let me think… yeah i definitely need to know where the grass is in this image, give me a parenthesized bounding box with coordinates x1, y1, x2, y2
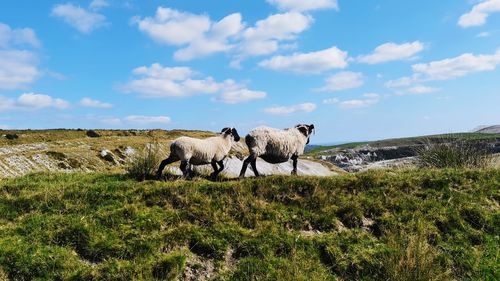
(0, 169, 498, 280)
(416, 136, 493, 168)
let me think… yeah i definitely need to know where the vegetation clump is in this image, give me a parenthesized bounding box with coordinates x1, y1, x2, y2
(0, 169, 498, 280)
(417, 135, 493, 168)
(126, 142, 163, 181)
(4, 133, 19, 140)
(86, 130, 100, 138)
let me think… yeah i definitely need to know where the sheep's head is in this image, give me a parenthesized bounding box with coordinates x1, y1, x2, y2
(221, 127, 241, 142)
(294, 124, 315, 144)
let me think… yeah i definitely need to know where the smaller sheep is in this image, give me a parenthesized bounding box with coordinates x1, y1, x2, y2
(157, 128, 240, 180)
(239, 124, 314, 178)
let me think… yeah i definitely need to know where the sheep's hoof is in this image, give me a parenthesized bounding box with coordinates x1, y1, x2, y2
(291, 170, 297, 176)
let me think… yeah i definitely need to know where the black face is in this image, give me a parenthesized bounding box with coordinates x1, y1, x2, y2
(221, 127, 240, 142)
(295, 124, 315, 144)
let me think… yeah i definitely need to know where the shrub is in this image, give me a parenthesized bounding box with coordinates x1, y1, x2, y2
(5, 133, 19, 140)
(126, 141, 162, 181)
(416, 136, 492, 168)
(86, 130, 100, 138)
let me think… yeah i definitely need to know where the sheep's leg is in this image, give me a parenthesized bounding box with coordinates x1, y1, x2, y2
(180, 161, 189, 179)
(250, 158, 260, 177)
(210, 160, 219, 180)
(239, 155, 255, 178)
(291, 155, 298, 176)
(156, 154, 179, 180)
(217, 160, 224, 173)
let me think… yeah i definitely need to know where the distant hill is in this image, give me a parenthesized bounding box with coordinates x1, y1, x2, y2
(473, 125, 500, 134)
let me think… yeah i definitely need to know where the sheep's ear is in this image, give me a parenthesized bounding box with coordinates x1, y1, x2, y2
(221, 127, 231, 134)
(231, 128, 241, 142)
(308, 124, 315, 135)
(297, 126, 308, 137)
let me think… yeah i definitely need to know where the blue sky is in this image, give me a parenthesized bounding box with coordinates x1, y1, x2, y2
(1, 0, 499, 143)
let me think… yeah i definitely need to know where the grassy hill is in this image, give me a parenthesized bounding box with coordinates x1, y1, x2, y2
(0, 169, 498, 280)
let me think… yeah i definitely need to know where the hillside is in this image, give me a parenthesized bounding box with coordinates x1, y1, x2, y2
(307, 133, 500, 172)
(0, 169, 498, 280)
(474, 125, 500, 134)
(0, 129, 339, 178)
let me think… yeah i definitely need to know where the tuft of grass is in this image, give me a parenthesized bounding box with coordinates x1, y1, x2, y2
(416, 136, 493, 168)
(126, 141, 163, 181)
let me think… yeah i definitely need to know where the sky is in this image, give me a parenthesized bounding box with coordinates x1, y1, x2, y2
(0, 0, 499, 144)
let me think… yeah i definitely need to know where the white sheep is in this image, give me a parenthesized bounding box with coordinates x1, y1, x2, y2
(239, 124, 315, 178)
(156, 128, 240, 180)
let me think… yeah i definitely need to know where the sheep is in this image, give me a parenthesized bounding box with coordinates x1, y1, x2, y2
(239, 124, 315, 178)
(156, 127, 240, 180)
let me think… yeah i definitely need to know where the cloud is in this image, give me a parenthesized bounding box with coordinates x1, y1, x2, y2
(124, 115, 171, 125)
(258, 46, 348, 74)
(0, 23, 40, 48)
(411, 49, 500, 80)
(358, 41, 424, 64)
(134, 7, 312, 64)
(51, 3, 107, 33)
(234, 12, 312, 65)
(266, 0, 338, 12)
(0, 93, 70, 111)
(264, 102, 316, 115)
(217, 88, 267, 104)
(121, 63, 266, 103)
(89, 0, 109, 11)
(316, 71, 364, 92)
(0, 50, 40, 91)
(323, 93, 380, 109)
(0, 23, 41, 91)
(458, 0, 500, 28)
(406, 85, 441, 94)
(386, 49, 500, 88)
(79, 97, 113, 108)
(133, 7, 244, 61)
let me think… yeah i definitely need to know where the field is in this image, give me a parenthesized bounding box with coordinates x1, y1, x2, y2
(0, 169, 498, 280)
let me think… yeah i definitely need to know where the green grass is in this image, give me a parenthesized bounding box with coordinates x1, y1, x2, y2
(307, 133, 500, 156)
(0, 170, 499, 280)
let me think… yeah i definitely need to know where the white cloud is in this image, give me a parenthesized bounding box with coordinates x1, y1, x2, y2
(0, 23, 40, 48)
(17, 93, 69, 109)
(124, 115, 171, 125)
(235, 12, 312, 64)
(79, 97, 113, 108)
(358, 41, 424, 64)
(264, 102, 316, 115)
(89, 0, 109, 11)
(386, 49, 500, 88)
(267, 0, 338, 12)
(0, 93, 70, 111)
(217, 88, 267, 104)
(407, 85, 440, 94)
(0, 50, 39, 91)
(134, 7, 244, 61)
(0, 23, 41, 91)
(121, 63, 265, 103)
(51, 3, 107, 33)
(316, 71, 364, 92)
(134, 7, 313, 64)
(477, 31, 491, 37)
(458, 0, 500, 28)
(412, 49, 500, 80)
(258, 46, 348, 74)
(323, 93, 380, 109)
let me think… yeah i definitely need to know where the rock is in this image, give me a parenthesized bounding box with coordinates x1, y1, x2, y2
(100, 149, 116, 164)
